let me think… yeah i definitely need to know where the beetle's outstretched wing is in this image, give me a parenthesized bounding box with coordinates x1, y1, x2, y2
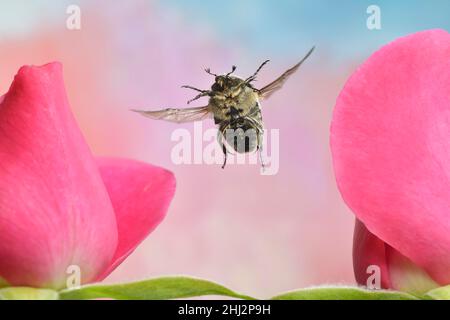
(131, 105, 212, 123)
(258, 46, 315, 100)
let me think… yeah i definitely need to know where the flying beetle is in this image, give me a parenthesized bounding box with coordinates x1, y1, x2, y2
(132, 47, 315, 169)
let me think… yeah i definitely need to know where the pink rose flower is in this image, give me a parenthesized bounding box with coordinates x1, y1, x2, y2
(0, 62, 175, 289)
(331, 29, 450, 294)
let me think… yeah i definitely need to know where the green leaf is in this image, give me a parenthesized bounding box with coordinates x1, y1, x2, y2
(425, 285, 450, 300)
(59, 276, 256, 300)
(0, 287, 59, 300)
(0, 277, 9, 289)
(271, 286, 419, 300)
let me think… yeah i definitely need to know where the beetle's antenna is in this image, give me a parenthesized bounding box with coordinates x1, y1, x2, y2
(246, 60, 270, 83)
(205, 68, 218, 77)
(226, 65, 237, 77)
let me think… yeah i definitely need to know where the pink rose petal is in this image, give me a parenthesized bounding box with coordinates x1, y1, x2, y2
(0, 63, 118, 289)
(96, 158, 176, 280)
(331, 29, 450, 284)
(353, 220, 391, 289)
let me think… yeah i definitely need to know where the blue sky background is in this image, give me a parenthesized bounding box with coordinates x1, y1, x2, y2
(1, 0, 450, 61)
(164, 0, 450, 59)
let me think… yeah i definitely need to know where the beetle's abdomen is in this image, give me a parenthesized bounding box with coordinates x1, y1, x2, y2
(221, 117, 262, 154)
(228, 124, 258, 154)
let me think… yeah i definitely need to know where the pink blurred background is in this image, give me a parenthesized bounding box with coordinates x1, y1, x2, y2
(2, 0, 447, 297)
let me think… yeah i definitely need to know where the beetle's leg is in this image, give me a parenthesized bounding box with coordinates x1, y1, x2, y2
(217, 127, 228, 169)
(181, 85, 212, 104)
(186, 91, 211, 104)
(221, 144, 228, 169)
(257, 130, 265, 170)
(181, 85, 207, 93)
(246, 60, 270, 83)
